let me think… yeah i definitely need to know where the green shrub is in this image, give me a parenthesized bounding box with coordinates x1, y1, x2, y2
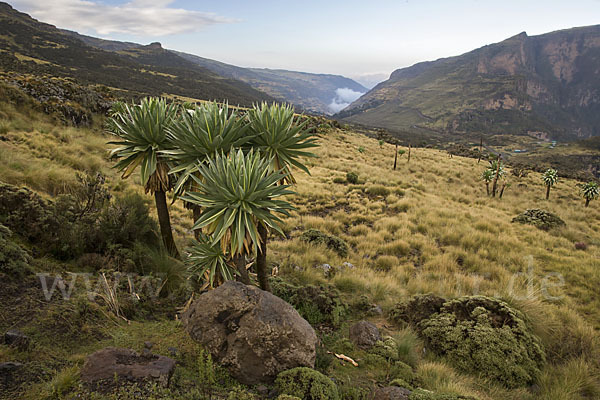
(371, 336, 400, 361)
(414, 296, 546, 388)
(408, 389, 478, 399)
(390, 378, 413, 390)
(275, 367, 339, 400)
(512, 209, 565, 231)
(300, 229, 349, 257)
(0, 224, 32, 279)
(346, 172, 359, 184)
(276, 396, 302, 400)
(271, 277, 347, 327)
(0, 180, 158, 260)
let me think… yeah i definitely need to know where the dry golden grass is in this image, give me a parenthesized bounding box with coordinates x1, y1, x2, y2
(1, 103, 599, 399)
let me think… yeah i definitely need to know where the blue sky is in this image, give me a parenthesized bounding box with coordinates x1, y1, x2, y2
(10, 0, 600, 87)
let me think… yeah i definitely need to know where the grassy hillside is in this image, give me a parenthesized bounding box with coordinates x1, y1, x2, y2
(1, 88, 599, 399)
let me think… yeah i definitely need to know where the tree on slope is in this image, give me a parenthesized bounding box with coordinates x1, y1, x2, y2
(246, 103, 318, 291)
(107, 97, 180, 259)
(542, 168, 558, 200)
(165, 101, 251, 238)
(579, 182, 599, 207)
(182, 150, 294, 286)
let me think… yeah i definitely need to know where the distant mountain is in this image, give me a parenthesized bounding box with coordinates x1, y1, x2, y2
(0, 2, 272, 106)
(59, 29, 367, 115)
(174, 51, 368, 115)
(338, 26, 600, 140)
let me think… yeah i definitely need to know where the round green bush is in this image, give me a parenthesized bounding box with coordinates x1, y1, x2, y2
(275, 367, 339, 400)
(346, 172, 359, 184)
(416, 296, 545, 388)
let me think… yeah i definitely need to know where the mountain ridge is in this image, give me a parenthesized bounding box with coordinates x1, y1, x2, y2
(61, 28, 367, 114)
(339, 25, 600, 141)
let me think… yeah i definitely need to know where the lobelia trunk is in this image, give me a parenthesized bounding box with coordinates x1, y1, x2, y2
(585, 198, 590, 207)
(486, 183, 490, 196)
(154, 190, 180, 259)
(546, 185, 551, 200)
(192, 205, 202, 240)
(233, 254, 250, 285)
(393, 144, 398, 170)
(256, 224, 271, 292)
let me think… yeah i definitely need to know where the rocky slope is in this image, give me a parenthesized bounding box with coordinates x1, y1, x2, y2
(0, 2, 272, 106)
(338, 25, 600, 140)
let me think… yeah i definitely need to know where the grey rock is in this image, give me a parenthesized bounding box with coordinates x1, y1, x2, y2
(80, 347, 176, 388)
(349, 320, 381, 349)
(372, 386, 412, 400)
(144, 341, 153, 350)
(368, 305, 383, 316)
(316, 263, 333, 277)
(183, 281, 318, 385)
(4, 330, 30, 350)
(342, 262, 355, 269)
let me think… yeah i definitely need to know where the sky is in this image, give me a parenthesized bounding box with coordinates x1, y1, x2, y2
(9, 0, 600, 88)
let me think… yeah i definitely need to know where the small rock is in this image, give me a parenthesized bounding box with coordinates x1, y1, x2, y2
(368, 305, 383, 316)
(342, 262, 355, 269)
(167, 347, 178, 357)
(574, 242, 587, 250)
(144, 341, 153, 350)
(4, 330, 30, 350)
(372, 386, 412, 400)
(349, 320, 381, 350)
(0, 362, 24, 385)
(316, 263, 333, 277)
(81, 347, 176, 389)
(256, 385, 269, 396)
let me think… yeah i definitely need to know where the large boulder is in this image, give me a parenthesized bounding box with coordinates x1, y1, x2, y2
(349, 320, 381, 349)
(80, 347, 176, 389)
(183, 281, 318, 384)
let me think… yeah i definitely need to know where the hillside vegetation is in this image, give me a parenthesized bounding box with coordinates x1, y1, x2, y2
(1, 81, 599, 399)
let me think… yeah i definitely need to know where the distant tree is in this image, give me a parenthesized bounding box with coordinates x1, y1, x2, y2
(579, 182, 599, 207)
(481, 169, 494, 196)
(358, 146, 365, 153)
(107, 97, 180, 258)
(378, 139, 384, 148)
(542, 168, 558, 200)
(247, 102, 317, 291)
(487, 158, 506, 197)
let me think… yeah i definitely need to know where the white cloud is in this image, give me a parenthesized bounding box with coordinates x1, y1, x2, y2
(11, 0, 237, 36)
(328, 87, 364, 114)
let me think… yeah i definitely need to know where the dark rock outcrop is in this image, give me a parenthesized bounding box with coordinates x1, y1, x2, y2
(80, 347, 176, 389)
(183, 281, 318, 385)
